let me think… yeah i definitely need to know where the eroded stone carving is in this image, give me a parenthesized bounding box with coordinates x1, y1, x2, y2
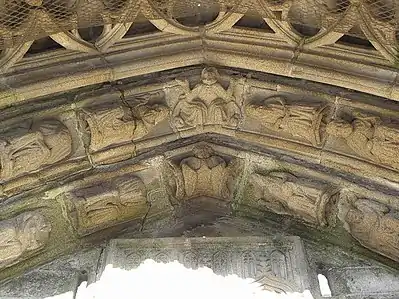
(249, 171, 337, 226)
(338, 193, 399, 262)
(164, 144, 239, 201)
(246, 96, 329, 146)
(326, 112, 399, 169)
(81, 103, 169, 152)
(65, 175, 149, 235)
(166, 67, 245, 130)
(0, 120, 72, 180)
(0, 212, 51, 269)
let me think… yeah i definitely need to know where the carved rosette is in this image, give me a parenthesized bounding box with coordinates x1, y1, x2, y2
(246, 171, 338, 226)
(326, 111, 399, 170)
(245, 96, 330, 146)
(338, 192, 399, 262)
(64, 174, 149, 236)
(165, 67, 246, 130)
(163, 144, 240, 202)
(0, 119, 72, 181)
(80, 103, 169, 152)
(0, 211, 51, 269)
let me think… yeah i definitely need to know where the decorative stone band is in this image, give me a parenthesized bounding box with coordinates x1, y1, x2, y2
(102, 236, 314, 294)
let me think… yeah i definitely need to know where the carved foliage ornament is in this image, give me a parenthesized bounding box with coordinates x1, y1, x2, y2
(81, 103, 169, 152)
(338, 192, 399, 262)
(326, 112, 399, 170)
(164, 144, 239, 201)
(0, 119, 72, 181)
(65, 174, 149, 236)
(165, 67, 246, 130)
(0, 211, 51, 269)
(246, 96, 329, 146)
(249, 171, 338, 226)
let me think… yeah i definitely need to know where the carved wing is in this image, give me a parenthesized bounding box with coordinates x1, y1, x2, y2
(252, 273, 297, 293)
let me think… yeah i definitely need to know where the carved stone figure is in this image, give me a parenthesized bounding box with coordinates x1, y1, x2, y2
(0, 212, 51, 269)
(249, 171, 336, 226)
(81, 103, 169, 152)
(246, 96, 329, 146)
(0, 120, 72, 180)
(166, 67, 245, 129)
(165, 144, 238, 201)
(326, 112, 399, 169)
(338, 193, 399, 262)
(66, 175, 149, 235)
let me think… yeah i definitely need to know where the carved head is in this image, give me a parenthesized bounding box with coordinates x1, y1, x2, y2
(201, 67, 219, 85)
(192, 144, 214, 159)
(18, 213, 51, 251)
(139, 104, 169, 126)
(326, 120, 353, 138)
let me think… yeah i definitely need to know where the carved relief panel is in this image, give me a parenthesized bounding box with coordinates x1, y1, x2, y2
(164, 67, 247, 130)
(0, 211, 51, 269)
(245, 171, 338, 226)
(104, 236, 312, 294)
(338, 192, 399, 262)
(326, 111, 399, 171)
(64, 174, 149, 236)
(163, 144, 240, 202)
(245, 95, 330, 146)
(0, 119, 72, 181)
(80, 100, 169, 152)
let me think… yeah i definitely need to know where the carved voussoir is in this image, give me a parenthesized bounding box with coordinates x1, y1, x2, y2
(63, 174, 149, 236)
(165, 67, 246, 131)
(246, 171, 339, 226)
(0, 211, 51, 269)
(80, 102, 169, 153)
(326, 111, 399, 171)
(0, 119, 73, 181)
(163, 143, 241, 202)
(245, 96, 330, 146)
(338, 192, 399, 262)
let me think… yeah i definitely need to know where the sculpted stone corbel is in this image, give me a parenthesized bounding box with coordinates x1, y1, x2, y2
(0, 211, 51, 269)
(0, 119, 72, 181)
(326, 112, 399, 170)
(165, 67, 246, 130)
(248, 171, 338, 226)
(246, 96, 329, 146)
(64, 174, 149, 236)
(338, 192, 399, 262)
(81, 102, 169, 152)
(163, 144, 240, 202)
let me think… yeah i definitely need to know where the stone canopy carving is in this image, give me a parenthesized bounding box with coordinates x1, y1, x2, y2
(326, 112, 399, 170)
(246, 96, 329, 146)
(0, 212, 51, 269)
(248, 171, 337, 226)
(338, 193, 399, 262)
(166, 67, 245, 130)
(81, 103, 169, 152)
(65, 175, 149, 236)
(0, 120, 72, 180)
(164, 144, 239, 201)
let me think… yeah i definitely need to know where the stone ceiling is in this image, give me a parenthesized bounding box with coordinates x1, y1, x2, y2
(0, 1, 398, 297)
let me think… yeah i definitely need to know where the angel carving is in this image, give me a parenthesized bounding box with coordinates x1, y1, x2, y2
(326, 112, 399, 169)
(165, 67, 245, 130)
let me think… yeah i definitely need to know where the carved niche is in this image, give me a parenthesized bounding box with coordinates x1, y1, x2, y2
(81, 102, 169, 152)
(338, 192, 399, 262)
(326, 111, 399, 170)
(0, 211, 51, 269)
(164, 144, 239, 201)
(246, 96, 329, 146)
(165, 67, 246, 130)
(65, 175, 149, 236)
(0, 119, 72, 180)
(248, 171, 338, 226)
